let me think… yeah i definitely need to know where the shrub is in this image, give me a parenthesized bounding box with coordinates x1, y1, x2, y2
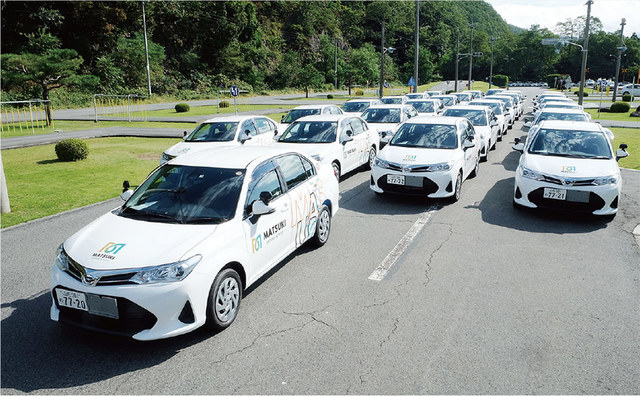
(327, 94, 334, 99)
(55, 139, 89, 162)
(610, 101, 631, 113)
(174, 103, 190, 113)
(219, 100, 230, 108)
(546, 74, 569, 89)
(622, 94, 632, 102)
(493, 74, 509, 88)
(575, 91, 588, 96)
(446, 90, 455, 94)
(355, 90, 364, 96)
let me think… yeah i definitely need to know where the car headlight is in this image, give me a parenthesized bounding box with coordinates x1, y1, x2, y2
(519, 166, 544, 181)
(130, 255, 202, 284)
(373, 157, 391, 169)
(592, 175, 619, 186)
(56, 244, 69, 272)
(427, 162, 451, 172)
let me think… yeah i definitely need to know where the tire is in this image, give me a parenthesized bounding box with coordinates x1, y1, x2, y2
(332, 162, 341, 182)
(206, 268, 242, 331)
(311, 205, 331, 247)
(365, 146, 376, 170)
(481, 145, 488, 162)
(470, 156, 480, 178)
(449, 172, 462, 202)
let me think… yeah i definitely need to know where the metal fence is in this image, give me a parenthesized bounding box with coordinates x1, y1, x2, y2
(93, 94, 148, 122)
(0, 100, 53, 135)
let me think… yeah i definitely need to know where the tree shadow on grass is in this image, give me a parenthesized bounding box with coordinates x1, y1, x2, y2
(36, 159, 60, 165)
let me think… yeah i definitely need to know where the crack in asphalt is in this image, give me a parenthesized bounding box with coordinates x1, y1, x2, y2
(423, 223, 454, 285)
(282, 304, 338, 332)
(338, 212, 419, 224)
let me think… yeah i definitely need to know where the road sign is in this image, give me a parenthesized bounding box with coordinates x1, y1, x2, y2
(407, 77, 416, 86)
(230, 85, 239, 97)
(383, 81, 390, 88)
(473, 52, 483, 56)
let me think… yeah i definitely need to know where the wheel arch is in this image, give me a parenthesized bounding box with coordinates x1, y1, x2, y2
(220, 261, 247, 292)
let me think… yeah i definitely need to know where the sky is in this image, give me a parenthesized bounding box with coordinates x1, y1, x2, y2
(485, 0, 640, 37)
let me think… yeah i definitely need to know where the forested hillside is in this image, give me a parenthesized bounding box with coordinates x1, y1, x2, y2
(1, 1, 639, 105)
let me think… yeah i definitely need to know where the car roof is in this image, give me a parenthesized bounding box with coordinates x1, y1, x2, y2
(170, 146, 305, 169)
(446, 105, 488, 111)
(345, 98, 379, 103)
(406, 99, 439, 103)
(536, 120, 602, 131)
(382, 95, 406, 99)
(366, 104, 410, 109)
(404, 115, 463, 125)
(294, 114, 352, 122)
(292, 104, 335, 110)
(201, 115, 265, 123)
(471, 99, 504, 105)
(538, 108, 585, 114)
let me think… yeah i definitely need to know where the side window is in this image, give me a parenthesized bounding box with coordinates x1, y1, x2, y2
(274, 155, 308, 191)
(322, 107, 331, 114)
(240, 120, 258, 137)
(340, 119, 353, 139)
(332, 106, 342, 114)
(459, 124, 468, 142)
(245, 162, 283, 210)
(466, 122, 475, 138)
(351, 119, 364, 135)
(254, 118, 273, 135)
(300, 155, 316, 178)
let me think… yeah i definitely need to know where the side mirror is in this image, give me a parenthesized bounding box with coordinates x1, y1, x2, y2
(240, 130, 252, 144)
(346, 130, 353, 137)
(616, 144, 629, 161)
(341, 135, 354, 145)
(490, 120, 498, 127)
(462, 140, 475, 149)
(120, 181, 133, 201)
(512, 142, 525, 153)
(252, 199, 275, 217)
(281, 115, 286, 122)
(183, 131, 188, 140)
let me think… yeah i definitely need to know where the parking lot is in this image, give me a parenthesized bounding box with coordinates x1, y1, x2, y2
(2, 87, 640, 394)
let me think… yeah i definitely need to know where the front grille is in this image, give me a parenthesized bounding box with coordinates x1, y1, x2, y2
(541, 174, 596, 187)
(377, 175, 439, 196)
(527, 188, 605, 213)
(64, 254, 136, 286)
(55, 286, 157, 337)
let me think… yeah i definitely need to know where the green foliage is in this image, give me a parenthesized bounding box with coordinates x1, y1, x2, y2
(547, 74, 568, 89)
(575, 91, 588, 97)
(55, 138, 88, 161)
(174, 103, 190, 113)
(492, 75, 509, 88)
(610, 102, 631, 113)
(355, 90, 364, 96)
(327, 94, 334, 99)
(622, 94, 632, 102)
(219, 101, 230, 108)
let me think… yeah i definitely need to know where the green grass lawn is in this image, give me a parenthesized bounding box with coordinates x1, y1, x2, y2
(0, 120, 198, 138)
(586, 108, 640, 122)
(145, 104, 294, 117)
(611, 127, 640, 170)
(1, 137, 181, 228)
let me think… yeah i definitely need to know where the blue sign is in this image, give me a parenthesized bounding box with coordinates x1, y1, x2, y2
(408, 76, 416, 86)
(230, 85, 239, 97)
(383, 81, 390, 88)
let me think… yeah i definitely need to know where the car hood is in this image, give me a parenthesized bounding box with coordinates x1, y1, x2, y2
(273, 142, 336, 158)
(379, 145, 455, 165)
(164, 141, 237, 157)
(63, 211, 216, 270)
(523, 154, 618, 178)
(368, 122, 399, 132)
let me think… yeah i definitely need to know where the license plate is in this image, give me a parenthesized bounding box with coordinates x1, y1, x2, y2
(56, 289, 88, 311)
(543, 187, 567, 200)
(387, 175, 405, 185)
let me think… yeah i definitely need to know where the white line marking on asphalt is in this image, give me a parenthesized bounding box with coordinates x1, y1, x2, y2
(368, 206, 438, 281)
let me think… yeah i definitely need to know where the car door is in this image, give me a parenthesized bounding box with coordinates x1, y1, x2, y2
(254, 117, 278, 145)
(350, 117, 370, 166)
(242, 161, 292, 279)
(339, 118, 361, 173)
(239, 119, 261, 146)
(461, 121, 477, 177)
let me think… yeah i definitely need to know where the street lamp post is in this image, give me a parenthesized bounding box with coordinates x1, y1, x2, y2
(468, 22, 477, 90)
(577, 0, 593, 106)
(379, 21, 395, 98)
(612, 18, 626, 102)
(489, 35, 495, 89)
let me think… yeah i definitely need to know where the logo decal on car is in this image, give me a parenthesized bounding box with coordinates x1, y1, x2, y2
(404, 155, 417, 161)
(561, 166, 576, 173)
(92, 242, 126, 260)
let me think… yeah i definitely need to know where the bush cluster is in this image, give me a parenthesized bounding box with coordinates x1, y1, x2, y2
(174, 103, 190, 112)
(219, 101, 230, 108)
(610, 102, 631, 113)
(622, 94, 633, 102)
(327, 94, 334, 99)
(574, 91, 588, 96)
(354, 90, 364, 96)
(492, 74, 509, 88)
(55, 139, 89, 161)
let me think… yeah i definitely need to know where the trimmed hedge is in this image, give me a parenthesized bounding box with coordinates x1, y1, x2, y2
(175, 103, 190, 112)
(575, 91, 588, 96)
(327, 94, 334, 99)
(55, 139, 89, 161)
(622, 94, 632, 102)
(610, 101, 631, 113)
(492, 74, 509, 88)
(219, 100, 230, 108)
(354, 90, 364, 96)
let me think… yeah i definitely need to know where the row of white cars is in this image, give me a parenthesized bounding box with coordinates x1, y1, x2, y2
(512, 91, 629, 216)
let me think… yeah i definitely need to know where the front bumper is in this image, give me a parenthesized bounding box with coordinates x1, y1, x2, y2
(370, 165, 457, 198)
(513, 173, 620, 215)
(50, 264, 214, 340)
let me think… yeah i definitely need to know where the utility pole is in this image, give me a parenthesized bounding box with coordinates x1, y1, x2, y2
(489, 35, 495, 89)
(334, 38, 338, 90)
(468, 22, 477, 91)
(1, 153, 10, 213)
(142, 1, 152, 97)
(578, 0, 593, 106)
(413, 0, 419, 93)
(455, 36, 459, 92)
(612, 18, 626, 102)
(379, 21, 385, 98)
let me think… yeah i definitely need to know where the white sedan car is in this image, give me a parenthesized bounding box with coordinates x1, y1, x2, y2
(380, 96, 409, 105)
(273, 115, 380, 180)
(469, 99, 508, 139)
(406, 99, 444, 116)
(512, 120, 629, 216)
(51, 146, 340, 340)
(523, 108, 591, 132)
(341, 99, 383, 115)
(371, 116, 480, 202)
(280, 105, 344, 132)
(442, 105, 499, 161)
(161, 116, 278, 163)
(360, 104, 419, 147)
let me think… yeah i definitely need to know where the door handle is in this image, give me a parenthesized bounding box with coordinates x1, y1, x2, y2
(280, 203, 290, 212)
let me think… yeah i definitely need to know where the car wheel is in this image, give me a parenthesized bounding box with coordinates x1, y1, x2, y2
(206, 268, 242, 331)
(332, 162, 341, 182)
(470, 156, 480, 178)
(365, 146, 376, 170)
(481, 145, 488, 162)
(450, 172, 462, 202)
(311, 205, 331, 247)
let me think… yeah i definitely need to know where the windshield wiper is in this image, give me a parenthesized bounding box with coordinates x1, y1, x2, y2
(185, 216, 228, 224)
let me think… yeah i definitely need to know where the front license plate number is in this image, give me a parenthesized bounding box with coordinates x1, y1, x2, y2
(56, 289, 87, 311)
(387, 175, 405, 185)
(543, 187, 567, 200)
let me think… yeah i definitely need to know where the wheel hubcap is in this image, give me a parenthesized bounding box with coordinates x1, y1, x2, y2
(455, 174, 462, 199)
(369, 149, 376, 167)
(317, 210, 330, 242)
(216, 277, 239, 322)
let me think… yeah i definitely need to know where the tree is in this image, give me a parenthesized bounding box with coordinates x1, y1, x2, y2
(342, 43, 380, 90)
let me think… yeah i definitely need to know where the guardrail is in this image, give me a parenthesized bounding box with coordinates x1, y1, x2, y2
(93, 94, 148, 122)
(0, 100, 53, 135)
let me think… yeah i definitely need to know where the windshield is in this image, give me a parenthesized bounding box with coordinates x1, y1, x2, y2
(434, 96, 454, 106)
(406, 94, 424, 100)
(490, 97, 513, 108)
(278, 121, 337, 143)
(474, 102, 502, 115)
(535, 113, 588, 124)
(121, 165, 244, 224)
(361, 108, 401, 123)
(390, 123, 458, 149)
(452, 93, 472, 101)
(283, 109, 321, 123)
(381, 97, 403, 104)
(443, 109, 487, 126)
(543, 104, 578, 110)
(409, 101, 435, 113)
(342, 102, 370, 113)
(186, 122, 238, 142)
(528, 129, 612, 159)
(486, 89, 503, 96)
